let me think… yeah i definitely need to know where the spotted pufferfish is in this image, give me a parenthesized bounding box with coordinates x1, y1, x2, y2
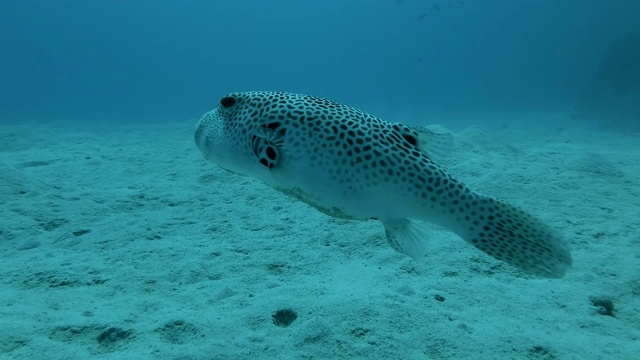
(194, 91, 571, 278)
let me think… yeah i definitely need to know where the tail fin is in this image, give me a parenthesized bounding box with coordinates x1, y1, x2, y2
(453, 193, 572, 278)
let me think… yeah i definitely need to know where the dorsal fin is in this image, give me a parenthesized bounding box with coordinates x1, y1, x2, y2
(410, 125, 453, 163)
(392, 123, 453, 163)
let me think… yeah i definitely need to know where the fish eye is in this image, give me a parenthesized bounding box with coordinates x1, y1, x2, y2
(220, 96, 236, 108)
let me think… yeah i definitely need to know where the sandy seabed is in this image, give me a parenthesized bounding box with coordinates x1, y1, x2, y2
(0, 118, 639, 360)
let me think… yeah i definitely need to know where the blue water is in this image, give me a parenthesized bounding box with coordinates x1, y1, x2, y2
(1, 0, 638, 127)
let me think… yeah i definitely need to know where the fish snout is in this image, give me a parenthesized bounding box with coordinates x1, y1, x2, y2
(194, 119, 207, 152)
(194, 110, 226, 162)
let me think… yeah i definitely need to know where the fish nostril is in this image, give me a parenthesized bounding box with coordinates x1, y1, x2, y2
(220, 96, 236, 108)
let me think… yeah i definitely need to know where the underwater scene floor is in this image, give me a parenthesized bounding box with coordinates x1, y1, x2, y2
(0, 119, 638, 359)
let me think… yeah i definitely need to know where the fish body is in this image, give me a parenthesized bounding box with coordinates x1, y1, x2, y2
(195, 91, 571, 278)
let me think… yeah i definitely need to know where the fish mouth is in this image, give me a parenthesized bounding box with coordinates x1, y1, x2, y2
(194, 123, 204, 148)
(194, 116, 215, 163)
(194, 125, 221, 164)
(194, 110, 226, 158)
(194, 120, 211, 160)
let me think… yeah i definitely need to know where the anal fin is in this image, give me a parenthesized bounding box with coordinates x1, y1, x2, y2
(381, 218, 432, 259)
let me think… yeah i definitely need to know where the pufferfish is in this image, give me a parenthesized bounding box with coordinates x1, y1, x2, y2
(194, 91, 571, 278)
